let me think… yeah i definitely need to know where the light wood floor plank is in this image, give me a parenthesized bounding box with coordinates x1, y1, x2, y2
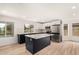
(0, 41, 79, 55)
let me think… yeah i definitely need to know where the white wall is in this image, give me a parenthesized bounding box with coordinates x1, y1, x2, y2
(0, 4, 79, 46)
(0, 15, 32, 46)
(43, 18, 79, 42)
(0, 15, 79, 46)
(0, 15, 25, 46)
(43, 19, 79, 42)
(44, 18, 79, 42)
(0, 15, 44, 46)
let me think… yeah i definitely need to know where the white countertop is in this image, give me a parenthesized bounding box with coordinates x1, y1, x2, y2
(25, 34, 54, 39)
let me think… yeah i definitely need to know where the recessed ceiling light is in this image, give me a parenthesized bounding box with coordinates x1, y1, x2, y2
(72, 6, 76, 9)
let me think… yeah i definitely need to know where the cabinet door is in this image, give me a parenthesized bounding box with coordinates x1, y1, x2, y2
(25, 37, 33, 53)
(33, 36, 50, 53)
(18, 34, 25, 44)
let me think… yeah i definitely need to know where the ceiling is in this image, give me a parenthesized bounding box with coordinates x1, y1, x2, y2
(0, 3, 79, 22)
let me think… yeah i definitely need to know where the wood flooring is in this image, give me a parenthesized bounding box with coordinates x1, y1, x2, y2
(0, 41, 79, 55)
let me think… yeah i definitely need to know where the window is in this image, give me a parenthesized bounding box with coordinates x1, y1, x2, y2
(24, 24, 34, 33)
(72, 23, 79, 36)
(0, 23, 5, 37)
(45, 26, 51, 32)
(6, 23, 14, 36)
(0, 22, 14, 37)
(64, 24, 68, 36)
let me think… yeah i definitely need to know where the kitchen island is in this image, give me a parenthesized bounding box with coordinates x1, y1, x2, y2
(25, 34, 52, 54)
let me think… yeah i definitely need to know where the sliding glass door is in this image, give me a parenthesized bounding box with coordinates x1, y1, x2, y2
(0, 22, 14, 37)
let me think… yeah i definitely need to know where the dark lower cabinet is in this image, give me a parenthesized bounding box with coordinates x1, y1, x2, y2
(18, 34, 26, 44)
(17, 33, 46, 44)
(18, 33, 62, 44)
(25, 36, 50, 54)
(51, 34, 59, 42)
(47, 33, 62, 42)
(51, 34, 62, 42)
